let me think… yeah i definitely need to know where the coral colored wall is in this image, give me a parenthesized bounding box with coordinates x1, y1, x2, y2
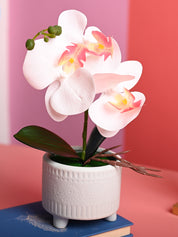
(126, 0, 178, 170)
(9, 0, 130, 149)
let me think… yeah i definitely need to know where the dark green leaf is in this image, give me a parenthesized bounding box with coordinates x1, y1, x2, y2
(85, 126, 106, 161)
(14, 125, 80, 158)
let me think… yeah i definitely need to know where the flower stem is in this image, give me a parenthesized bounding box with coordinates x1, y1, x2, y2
(81, 110, 88, 161)
(33, 29, 48, 40)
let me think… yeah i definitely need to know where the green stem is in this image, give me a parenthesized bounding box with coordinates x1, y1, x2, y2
(81, 110, 88, 161)
(33, 29, 48, 40)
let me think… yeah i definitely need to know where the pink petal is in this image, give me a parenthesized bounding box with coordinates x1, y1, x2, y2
(49, 68, 95, 115)
(45, 80, 68, 122)
(93, 73, 135, 93)
(116, 61, 143, 91)
(92, 31, 112, 48)
(83, 38, 121, 75)
(58, 10, 87, 43)
(89, 92, 145, 137)
(23, 38, 67, 90)
(85, 30, 113, 60)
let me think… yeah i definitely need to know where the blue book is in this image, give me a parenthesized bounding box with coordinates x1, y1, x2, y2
(0, 202, 133, 237)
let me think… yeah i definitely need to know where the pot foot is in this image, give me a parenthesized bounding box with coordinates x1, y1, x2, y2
(105, 213, 117, 222)
(53, 215, 69, 229)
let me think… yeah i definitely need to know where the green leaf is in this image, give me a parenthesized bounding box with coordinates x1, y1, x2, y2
(85, 126, 105, 161)
(14, 125, 80, 158)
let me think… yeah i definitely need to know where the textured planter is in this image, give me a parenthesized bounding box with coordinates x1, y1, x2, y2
(42, 147, 122, 228)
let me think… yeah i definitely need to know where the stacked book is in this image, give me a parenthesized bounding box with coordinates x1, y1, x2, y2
(0, 202, 133, 236)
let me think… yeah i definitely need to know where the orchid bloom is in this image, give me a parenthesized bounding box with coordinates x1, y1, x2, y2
(23, 10, 134, 121)
(89, 61, 146, 137)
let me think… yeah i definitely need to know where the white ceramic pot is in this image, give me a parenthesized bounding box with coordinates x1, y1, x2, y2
(42, 147, 122, 228)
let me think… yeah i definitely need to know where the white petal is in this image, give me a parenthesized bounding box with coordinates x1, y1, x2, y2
(50, 68, 95, 115)
(83, 38, 121, 74)
(93, 73, 134, 93)
(97, 127, 120, 138)
(23, 38, 66, 90)
(89, 94, 122, 132)
(116, 61, 143, 91)
(84, 26, 101, 42)
(45, 80, 68, 122)
(132, 91, 146, 107)
(58, 10, 87, 43)
(89, 92, 145, 137)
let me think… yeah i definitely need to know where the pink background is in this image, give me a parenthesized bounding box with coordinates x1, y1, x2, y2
(7, 0, 178, 171)
(9, 0, 129, 151)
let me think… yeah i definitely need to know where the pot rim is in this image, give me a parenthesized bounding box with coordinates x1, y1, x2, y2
(43, 146, 121, 172)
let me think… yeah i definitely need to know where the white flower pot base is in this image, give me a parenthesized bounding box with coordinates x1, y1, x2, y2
(53, 215, 69, 229)
(105, 213, 117, 222)
(53, 212, 117, 229)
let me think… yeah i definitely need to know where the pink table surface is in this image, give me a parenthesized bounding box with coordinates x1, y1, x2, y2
(0, 144, 178, 236)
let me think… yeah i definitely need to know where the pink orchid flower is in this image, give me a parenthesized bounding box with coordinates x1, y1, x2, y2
(89, 61, 146, 137)
(23, 10, 134, 121)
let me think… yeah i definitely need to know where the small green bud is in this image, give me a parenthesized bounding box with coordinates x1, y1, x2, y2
(44, 36, 49, 42)
(54, 25, 62, 36)
(48, 34, 56, 38)
(25, 39, 35, 50)
(48, 26, 56, 34)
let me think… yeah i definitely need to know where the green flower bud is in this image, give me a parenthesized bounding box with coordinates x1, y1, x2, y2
(54, 25, 62, 36)
(25, 39, 35, 50)
(44, 36, 49, 42)
(48, 34, 56, 38)
(48, 26, 56, 34)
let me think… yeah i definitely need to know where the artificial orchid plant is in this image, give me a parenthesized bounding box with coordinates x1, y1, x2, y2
(14, 10, 160, 177)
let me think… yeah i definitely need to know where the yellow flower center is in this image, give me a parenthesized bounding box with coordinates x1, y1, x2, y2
(122, 98, 128, 105)
(69, 58, 74, 64)
(111, 94, 128, 109)
(98, 44, 105, 50)
(108, 88, 138, 113)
